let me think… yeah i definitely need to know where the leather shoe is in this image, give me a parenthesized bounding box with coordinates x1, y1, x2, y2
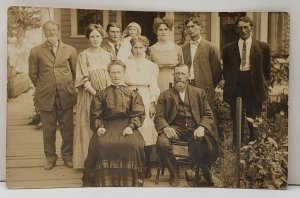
(185, 169, 196, 187)
(64, 160, 73, 168)
(144, 167, 152, 178)
(169, 175, 179, 187)
(44, 161, 56, 170)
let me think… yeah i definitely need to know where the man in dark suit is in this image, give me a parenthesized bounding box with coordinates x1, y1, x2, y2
(29, 20, 77, 170)
(222, 16, 271, 144)
(155, 64, 218, 187)
(101, 22, 122, 59)
(181, 16, 222, 105)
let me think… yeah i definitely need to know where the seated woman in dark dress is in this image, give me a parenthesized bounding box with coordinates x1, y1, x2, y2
(82, 59, 146, 187)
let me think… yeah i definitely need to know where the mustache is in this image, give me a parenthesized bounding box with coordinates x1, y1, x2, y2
(174, 80, 188, 84)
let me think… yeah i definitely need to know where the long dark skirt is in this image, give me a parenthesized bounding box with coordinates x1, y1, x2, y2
(83, 117, 146, 187)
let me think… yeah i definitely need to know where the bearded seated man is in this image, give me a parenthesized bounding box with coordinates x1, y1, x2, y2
(154, 64, 219, 187)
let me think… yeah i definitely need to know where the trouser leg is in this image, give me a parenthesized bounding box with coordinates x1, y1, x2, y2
(156, 134, 179, 179)
(188, 135, 215, 184)
(57, 107, 74, 161)
(40, 108, 58, 163)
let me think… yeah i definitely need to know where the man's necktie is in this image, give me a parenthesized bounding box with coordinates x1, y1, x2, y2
(50, 45, 57, 58)
(241, 41, 246, 67)
(114, 44, 119, 55)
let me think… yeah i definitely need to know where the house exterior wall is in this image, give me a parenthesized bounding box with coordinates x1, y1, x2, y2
(59, 10, 287, 57)
(60, 10, 119, 53)
(60, 10, 211, 52)
(60, 9, 89, 53)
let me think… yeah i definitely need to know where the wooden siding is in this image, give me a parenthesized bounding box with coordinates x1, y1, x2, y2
(60, 9, 89, 53)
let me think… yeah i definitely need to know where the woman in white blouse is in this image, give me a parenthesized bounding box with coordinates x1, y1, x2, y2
(124, 35, 160, 178)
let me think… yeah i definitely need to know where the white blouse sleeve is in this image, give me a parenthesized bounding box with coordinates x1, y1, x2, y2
(149, 62, 160, 102)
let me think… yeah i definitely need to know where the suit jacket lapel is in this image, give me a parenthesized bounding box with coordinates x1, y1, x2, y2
(55, 42, 66, 64)
(193, 41, 203, 61)
(183, 43, 192, 68)
(41, 42, 55, 63)
(187, 85, 196, 108)
(102, 42, 116, 58)
(250, 39, 260, 68)
(233, 41, 241, 69)
(187, 85, 201, 125)
(169, 87, 179, 109)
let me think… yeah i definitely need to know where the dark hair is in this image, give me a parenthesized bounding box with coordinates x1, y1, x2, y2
(153, 17, 174, 33)
(107, 59, 126, 73)
(85, 24, 105, 38)
(235, 16, 254, 27)
(184, 16, 201, 26)
(130, 35, 150, 47)
(43, 20, 60, 31)
(106, 22, 121, 33)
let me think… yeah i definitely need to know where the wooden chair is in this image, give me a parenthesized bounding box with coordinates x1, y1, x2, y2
(155, 140, 201, 187)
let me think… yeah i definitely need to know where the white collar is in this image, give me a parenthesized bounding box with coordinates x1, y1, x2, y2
(238, 37, 252, 45)
(190, 37, 201, 44)
(108, 41, 120, 48)
(47, 41, 59, 48)
(110, 81, 127, 87)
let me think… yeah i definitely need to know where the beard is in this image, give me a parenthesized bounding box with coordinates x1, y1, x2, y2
(174, 80, 187, 92)
(47, 36, 58, 45)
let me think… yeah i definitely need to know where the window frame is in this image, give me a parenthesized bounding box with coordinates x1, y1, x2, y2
(70, 9, 109, 38)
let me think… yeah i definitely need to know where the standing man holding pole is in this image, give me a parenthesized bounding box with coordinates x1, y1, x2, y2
(29, 20, 77, 170)
(222, 16, 271, 146)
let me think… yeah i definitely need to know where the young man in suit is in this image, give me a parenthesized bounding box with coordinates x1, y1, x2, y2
(29, 20, 77, 170)
(182, 16, 222, 141)
(222, 16, 271, 145)
(101, 22, 122, 59)
(181, 16, 222, 105)
(155, 64, 219, 187)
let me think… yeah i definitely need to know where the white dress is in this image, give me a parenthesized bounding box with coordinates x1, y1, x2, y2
(117, 36, 133, 62)
(124, 56, 160, 146)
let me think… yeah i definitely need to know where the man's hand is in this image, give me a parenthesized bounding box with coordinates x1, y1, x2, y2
(163, 126, 178, 139)
(97, 127, 106, 137)
(193, 126, 205, 140)
(149, 102, 156, 118)
(123, 127, 133, 136)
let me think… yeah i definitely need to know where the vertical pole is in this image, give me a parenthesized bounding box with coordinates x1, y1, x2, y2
(235, 97, 242, 188)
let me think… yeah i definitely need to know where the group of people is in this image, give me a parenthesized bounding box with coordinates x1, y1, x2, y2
(28, 15, 271, 187)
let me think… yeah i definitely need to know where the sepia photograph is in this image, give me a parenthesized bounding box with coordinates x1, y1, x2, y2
(6, 6, 289, 189)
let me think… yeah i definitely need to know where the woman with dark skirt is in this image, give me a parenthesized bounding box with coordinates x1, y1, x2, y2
(82, 59, 146, 187)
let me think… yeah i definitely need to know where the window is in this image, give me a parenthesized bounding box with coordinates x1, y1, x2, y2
(70, 9, 107, 37)
(77, 9, 102, 35)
